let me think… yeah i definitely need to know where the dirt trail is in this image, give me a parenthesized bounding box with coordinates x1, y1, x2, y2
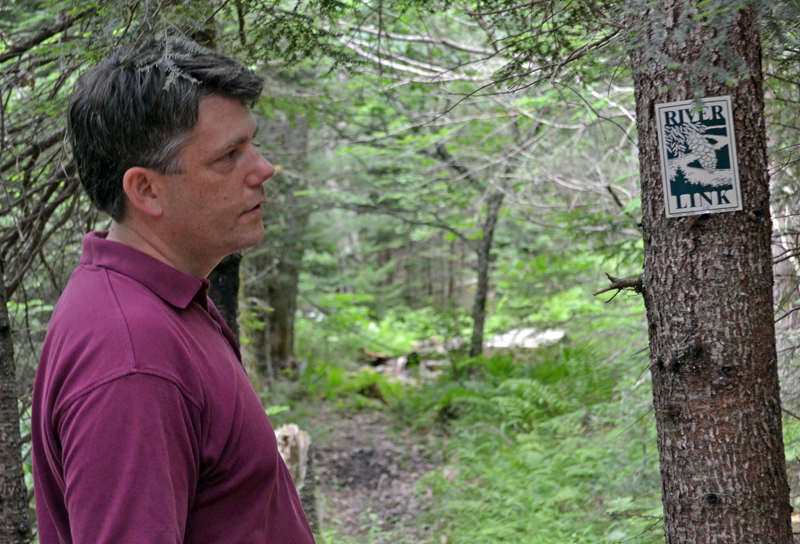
(309, 410, 441, 543)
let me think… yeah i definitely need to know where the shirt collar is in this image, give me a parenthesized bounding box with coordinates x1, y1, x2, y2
(80, 231, 210, 310)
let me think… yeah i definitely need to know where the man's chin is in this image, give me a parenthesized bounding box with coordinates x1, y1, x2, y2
(239, 228, 266, 251)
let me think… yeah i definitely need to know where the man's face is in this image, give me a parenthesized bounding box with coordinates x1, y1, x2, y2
(158, 95, 274, 270)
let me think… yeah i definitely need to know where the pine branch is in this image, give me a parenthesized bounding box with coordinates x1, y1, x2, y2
(0, 9, 97, 65)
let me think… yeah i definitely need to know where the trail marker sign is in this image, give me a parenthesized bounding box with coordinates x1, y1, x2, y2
(655, 96, 741, 218)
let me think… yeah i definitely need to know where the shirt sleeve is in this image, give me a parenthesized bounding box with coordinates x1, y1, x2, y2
(56, 373, 201, 544)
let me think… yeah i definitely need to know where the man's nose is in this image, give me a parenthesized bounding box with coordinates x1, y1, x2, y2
(249, 148, 274, 186)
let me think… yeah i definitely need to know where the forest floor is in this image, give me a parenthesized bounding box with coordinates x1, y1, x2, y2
(308, 408, 443, 543)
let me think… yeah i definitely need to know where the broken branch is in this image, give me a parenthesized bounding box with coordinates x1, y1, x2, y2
(593, 273, 643, 302)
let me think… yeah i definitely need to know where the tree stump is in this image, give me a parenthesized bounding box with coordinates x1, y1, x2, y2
(275, 424, 319, 535)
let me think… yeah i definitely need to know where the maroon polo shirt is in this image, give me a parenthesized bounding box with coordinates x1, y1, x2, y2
(32, 232, 314, 544)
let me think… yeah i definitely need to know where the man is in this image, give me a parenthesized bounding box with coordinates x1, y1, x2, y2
(31, 40, 316, 544)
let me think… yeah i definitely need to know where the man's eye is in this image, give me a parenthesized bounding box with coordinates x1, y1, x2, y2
(220, 150, 237, 162)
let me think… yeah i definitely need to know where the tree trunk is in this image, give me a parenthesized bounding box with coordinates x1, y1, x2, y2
(469, 191, 504, 357)
(248, 114, 310, 378)
(266, 251, 303, 374)
(257, 310, 275, 388)
(0, 264, 31, 544)
(632, 5, 792, 542)
(266, 117, 309, 377)
(447, 238, 456, 303)
(208, 252, 243, 338)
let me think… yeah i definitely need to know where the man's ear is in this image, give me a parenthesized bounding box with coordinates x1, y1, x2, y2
(121, 167, 163, 218)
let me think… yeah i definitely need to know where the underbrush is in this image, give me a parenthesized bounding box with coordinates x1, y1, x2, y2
(290, 334, 664, 544)
(298, 362, 408, 410)
(422, 414, 662, 544)
(395, 340, 663, 544)
(289, 269, 664, 543)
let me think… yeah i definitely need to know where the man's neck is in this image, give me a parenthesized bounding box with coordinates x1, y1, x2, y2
(106, 221, 216, 279)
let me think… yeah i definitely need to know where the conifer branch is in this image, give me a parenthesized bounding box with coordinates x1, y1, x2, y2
(0, 9, 96, 65)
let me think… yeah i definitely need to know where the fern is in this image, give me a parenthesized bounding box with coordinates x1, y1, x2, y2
(441, 389, 500, 416)
(498, 377, 570, 413)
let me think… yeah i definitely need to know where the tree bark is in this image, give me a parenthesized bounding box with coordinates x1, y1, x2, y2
(469, 191, 504, 357)
(208, 252, 243, 338)
(265, 250, 303, 374)
(631, 5, 792, 542)
(0, 263, 31, 544)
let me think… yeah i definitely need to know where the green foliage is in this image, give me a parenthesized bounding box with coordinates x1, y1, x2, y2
(298, 362, 408, 409)
(421, 418, 662, 544)
(10, 0, 800, 543)
(396, 341, 662, 544)
(265, 404, 291, 416)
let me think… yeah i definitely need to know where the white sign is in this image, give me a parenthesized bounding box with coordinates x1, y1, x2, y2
(655, 96, 741, 218)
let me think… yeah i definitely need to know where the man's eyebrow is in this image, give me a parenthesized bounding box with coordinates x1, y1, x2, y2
(213, 126, 259, 155)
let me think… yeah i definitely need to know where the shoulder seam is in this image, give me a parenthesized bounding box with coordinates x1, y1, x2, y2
(56, 370, 204, 418)
(102, 268, 138, 370)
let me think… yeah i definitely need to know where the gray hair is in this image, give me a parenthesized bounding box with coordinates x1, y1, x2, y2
(68, 40, 264, 221)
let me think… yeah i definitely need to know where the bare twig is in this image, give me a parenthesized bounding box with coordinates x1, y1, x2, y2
(783, 406, 800, 422)
(467, 0, 550, 17)
(202, 0, 232, 26)
(604, 183, 636, 219)
(593, 272, 643, 301)
(347, 25, 496, 56)
(776, 305, 800, 324)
